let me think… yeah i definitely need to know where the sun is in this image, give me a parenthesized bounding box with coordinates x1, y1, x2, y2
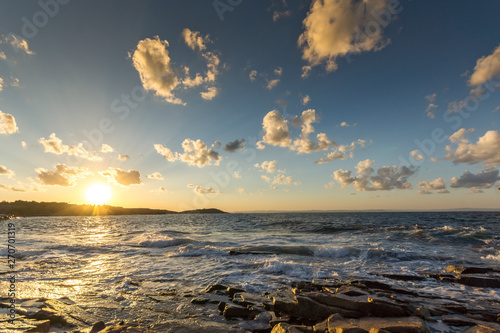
(85, 184, 112, 205)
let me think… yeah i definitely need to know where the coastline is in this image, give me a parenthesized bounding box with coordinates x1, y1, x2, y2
(3, 264, 500, 332)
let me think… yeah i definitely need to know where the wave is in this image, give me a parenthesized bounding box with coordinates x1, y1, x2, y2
(131, 232, 195, 248)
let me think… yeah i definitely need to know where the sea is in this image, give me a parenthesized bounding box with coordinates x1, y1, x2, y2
(2, 212, 500, 331)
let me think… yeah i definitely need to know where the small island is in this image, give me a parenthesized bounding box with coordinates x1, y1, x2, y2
(0, 200, 226, 217)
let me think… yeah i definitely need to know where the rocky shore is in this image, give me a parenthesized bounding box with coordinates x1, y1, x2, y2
(1, 265, 500, 332)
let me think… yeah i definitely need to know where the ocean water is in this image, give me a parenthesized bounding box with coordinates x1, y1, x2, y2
(3, 212, 500, 328)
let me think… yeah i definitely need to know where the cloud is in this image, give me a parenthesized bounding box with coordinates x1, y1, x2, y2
(188, 184, 221, 196)
(237, 187, 245, 194)
(36, 164, 91, 187)
(255, 160, 278, 173)
(291, 109, 337, 153)
(314, 139, 367, 164)
(450, 168, 500, 190)
(249, 70, 258, 81)
(418, 178, 449, 194)
(156, 186, 167, 193)
(200, 86, 218, 100)
(131, 36, 183, 105)
(101, 144, 114, 153)
(118, 154, 130, 161)
(298, 0, 392, 72)
(182, 28, 211, 51)
(0, 110, 19, 135)
(261, 175, 271, 183)
(469, 45, 500, 87)
(301, 94, 311, 105)
(147, 172, 163, 180)
(0, 165, 14, 177)
(0, 77, 3, 91)
(301, 65, 312, 78)
(410, 149, 424, 161)
(469, 189, 484, 194)
(154, 144, 178, 161)
(424, 93, 438, 118)
(1, 34, 35, 55)
(224, 138, 245, 152)
(0, 184, 27, 192)
(417, 190, 432, 195)
(0, 52, 5, 60)
(38, 133, 102, 161)
(272, 174, 294, 185)
(267, 78, 280, 90)
(333, 159, 416, 191)
(155, 139, 220, 167)
(274, 67, 283, 76)
(445, 129, 500, 167)
(273, 10, 292, 22)
(258, 110, 292, 148)
(233, 172, 241, 179)
(100, 167, 142, 186)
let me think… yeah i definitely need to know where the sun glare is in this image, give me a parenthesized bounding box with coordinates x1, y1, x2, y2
(86, 184, 112, 205)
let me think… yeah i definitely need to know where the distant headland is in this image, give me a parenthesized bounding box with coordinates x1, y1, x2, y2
(0, 200, 227, 217)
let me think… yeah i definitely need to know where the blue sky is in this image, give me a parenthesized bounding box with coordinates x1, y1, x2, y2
(0, 0, 500, 212)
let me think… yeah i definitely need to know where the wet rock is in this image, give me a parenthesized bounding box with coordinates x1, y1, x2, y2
(441, 314, 477, 326)
(218, 301, 226, 314)
(445, 265, 497, 275)
(223, 303, 252, 319)
(311, 278, 343, 289)
(378, 274, 427, 282)
(32, 308, 71, 326)
(367, 296, 406, 317)
(233, 292, 267, 307)
(271, 323, 310, 333)
(235, 320, 272, 332)
(441, 303, 467, 314)
(328, 316, 429, 333)
(191, 297, 210, 304)
(227, 287, 246, 297)
(206, 284, 229, 293)
(229, 250, 275, 256)
(90, 321, 106, 333)
(463, 324, 500, 332)
(456, 275, 500, 288)
(25, 319, 51, 333)
(99, 324, 128, 333)
(414, 307, 432, 320)
(294, 296, 360, 321)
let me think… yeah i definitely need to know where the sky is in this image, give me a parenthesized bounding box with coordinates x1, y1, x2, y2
(0, 0, 500, 212)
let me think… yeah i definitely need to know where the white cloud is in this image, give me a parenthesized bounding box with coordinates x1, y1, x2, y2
(450, 168, 500, 190)
(417, 190, 432, 195)
(233, 172, 241, 179)
(261, 175, 271, 183)
(0, 184, 27, 192)
(36, 164, 91, 187)
(237, 187, 245, 194)
(273, 10, 292, 22)
(0, 77, 3, 92)
(182, 28, 211, 51)
(314, 139, 366, 164)
(0, 110, 19, 135)
(301, 94, 311, 105)
(274, 67, 283, 76)
(38, 133, 102, 161)
(267, 78, 280, 90)
(333, 159, 416, 191)
(410, 149, 424, 161)
(418, 178, 449, 194)
(147, 172, 163, 180)
(258, 110, 292, 148)
(224, 138, 245, 152)
(21, 141, 27, 149)
(249, 70, 258, 81)
(0, 165, 14, 177)
(255, 160, 278, 173)
(1, 34, 35, 55)
(272, 174, 294, 185)
(156, 186, 167, 193)
(298, 0, 392, 72)
(469, 189, 484, 194)
(0, 52, 5, 60)
(154, 144, 178, 161)
(188, 184, 221, 196)
(469, 45, 500, 87)
(291, 109, 337, 153)
(155, 139, 220, 167)
(445, 129, 500, 167)
(118, 154, 130, 161)
(200, 86, 219, 100)
(100, 167, 142, 186)
(424, 94, 438, 118)
(301, 65, 312, 78)
(131, 36, 184, 105)
(101, 144, 114, 153)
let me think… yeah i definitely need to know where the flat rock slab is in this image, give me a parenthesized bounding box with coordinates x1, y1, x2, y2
(328, 316, 429, 333)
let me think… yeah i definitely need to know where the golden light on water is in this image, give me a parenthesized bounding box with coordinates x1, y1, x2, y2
(85, 184, 112, 205)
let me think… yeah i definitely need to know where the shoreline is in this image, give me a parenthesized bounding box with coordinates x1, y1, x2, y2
(2, 264, 499, 333)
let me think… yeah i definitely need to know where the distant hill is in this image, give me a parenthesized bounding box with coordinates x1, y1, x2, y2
(0, 201, 226, 217)
(180, 208, 227, 214)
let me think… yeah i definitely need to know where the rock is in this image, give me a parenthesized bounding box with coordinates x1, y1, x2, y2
(190, 297, 210, 304)
(414, 307, 432, 320)
(441, 314, 478, 326)
(227, 287, 246, 297)
(229, 250, 275, 255)
(223, 303, 252, 319)
(328, 286, 368, 297)
(328, 316, 429, 333)
(271, 323, 310, 333)
(90, 321, 106, 333)
(294, 296, 360, 320)
(445, 265, 497, 275)
(217, 301, 226, 314)
(378, 274, 427, 282)
(441, 303, 467, 314)
(463, 324, 500, 332)
(235, 320, 272, 332)
(25, 319, 51, 333)
(206, 284, 229, 293)
(367, 297, 406, 317)
(32, 308, 70, 326)
(312, 278, 343, 289)
(99, 324, 128, 333)
(233, 292, 267, 307)
(457, 275, 500, 288)
(313, 313, 344, 332)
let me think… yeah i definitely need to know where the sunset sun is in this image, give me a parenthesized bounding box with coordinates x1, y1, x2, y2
(85, 184, 112, 205)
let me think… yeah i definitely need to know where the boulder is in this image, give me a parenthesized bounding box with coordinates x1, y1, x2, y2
(227, 287, 246, 297)
(25, 319, 51, 333)
(271, 323, 311, 333)
(223, 303, 252, 319)
(445, 265, 497, 275)
(90, 321, 106, 333)
(205, 284, 229, 293)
